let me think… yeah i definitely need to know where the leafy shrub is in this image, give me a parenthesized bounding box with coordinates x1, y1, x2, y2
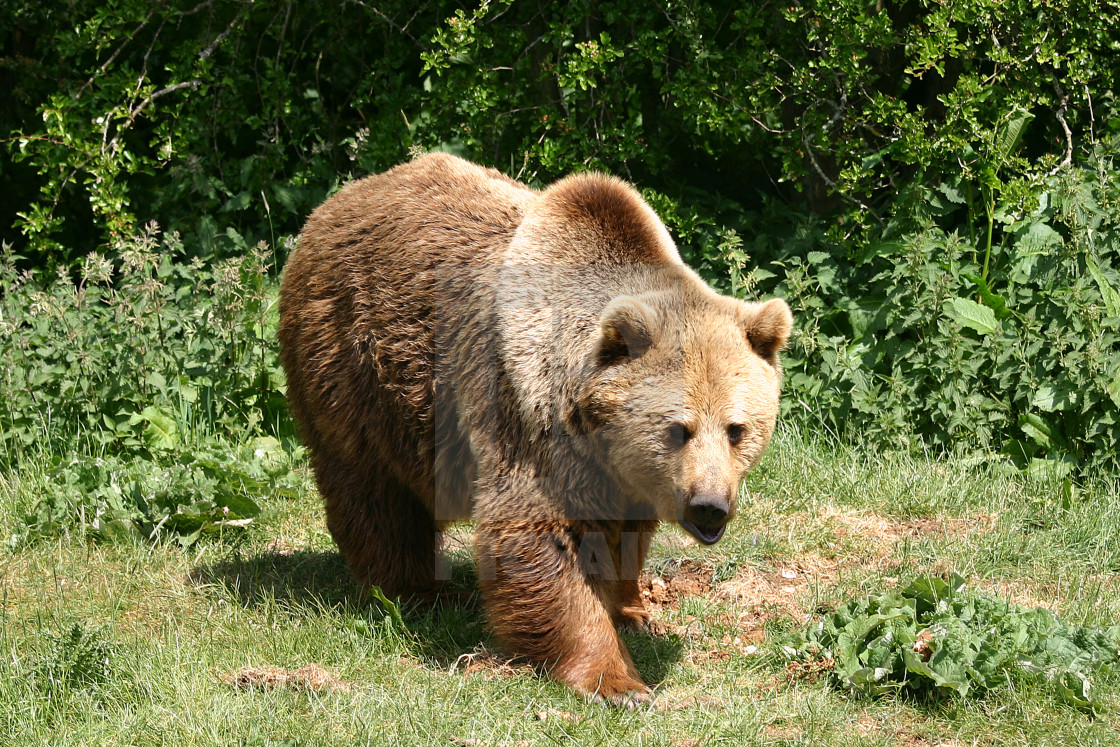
(8, 1, 1117, 263)
(0, 224, 302, 545)
(415, 0, 1120, 478)
(12, 437, 301, 548)
(0, 224, 285, 456)
(2, 0, 435, 262)
(4, 0, 1119, 502)
(771, 147, 1120, 477)
(418, 0, 1117, 218)
(785, 574, 1120, 710)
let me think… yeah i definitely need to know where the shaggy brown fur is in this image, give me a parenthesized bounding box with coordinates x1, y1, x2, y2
(278, 153, 792, 706)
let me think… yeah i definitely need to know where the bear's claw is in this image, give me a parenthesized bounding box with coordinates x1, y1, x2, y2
(592, 686, 658, 711)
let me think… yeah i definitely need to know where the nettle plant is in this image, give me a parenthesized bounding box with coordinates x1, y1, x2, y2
(775, 146, 1120, 479)
(0, 226, 301, 545)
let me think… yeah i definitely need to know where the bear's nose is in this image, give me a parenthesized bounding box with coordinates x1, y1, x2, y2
(681, 493, 730, 545)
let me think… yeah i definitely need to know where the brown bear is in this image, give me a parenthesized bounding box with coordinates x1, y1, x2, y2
(278, 153, 792, 706)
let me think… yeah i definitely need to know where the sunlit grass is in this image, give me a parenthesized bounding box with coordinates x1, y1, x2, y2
(2, 425, 1118, 745)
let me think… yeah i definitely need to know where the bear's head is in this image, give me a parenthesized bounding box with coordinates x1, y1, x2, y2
(573, 290, 793, 544)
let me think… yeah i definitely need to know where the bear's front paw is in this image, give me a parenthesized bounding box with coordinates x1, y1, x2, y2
(591, 685, 657, 711)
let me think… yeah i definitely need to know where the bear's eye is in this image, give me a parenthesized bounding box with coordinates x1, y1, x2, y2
(727, 424, 746, 446)
(668, 423, 692, 447)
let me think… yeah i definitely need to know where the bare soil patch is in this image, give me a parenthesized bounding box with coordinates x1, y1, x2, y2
(640, 559, 713, 613)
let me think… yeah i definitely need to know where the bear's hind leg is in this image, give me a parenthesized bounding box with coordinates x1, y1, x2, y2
(313, 454, 437, 597)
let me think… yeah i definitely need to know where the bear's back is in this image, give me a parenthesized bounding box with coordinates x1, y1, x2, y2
(279, 154, 534, 480)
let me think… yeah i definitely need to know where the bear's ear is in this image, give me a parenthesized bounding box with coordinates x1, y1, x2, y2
(596, 295, 658, 366)
(739, 298, 793, 363)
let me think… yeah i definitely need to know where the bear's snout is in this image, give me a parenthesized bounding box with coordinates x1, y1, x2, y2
(681, 491, 731, 545)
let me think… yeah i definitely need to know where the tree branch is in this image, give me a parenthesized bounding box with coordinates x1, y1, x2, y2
(199, 7, 246, 61)
(103, 81, 202, 156)
(77, 9, 157, 99)
(1047, 74, 1073, 176)
(801, 96, 885, 224)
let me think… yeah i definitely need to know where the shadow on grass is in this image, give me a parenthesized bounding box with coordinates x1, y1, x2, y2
(189, 549, 357, 609)
(190, 549, 682, 689)
(189, 549, 489, 666)
(624, 629, 684, 690)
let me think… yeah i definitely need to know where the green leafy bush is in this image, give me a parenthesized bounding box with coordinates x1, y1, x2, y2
(785, 574, 1120, 710)
(9, 1, 1116, 262)
(418, 0, 1117, 216)
(0, 225, 302, 545)
(0, 224, 284, 456)
(771, 148, 1120, 477)
(2, 0, 434, 261)
(415, 0, 1120, 478)
(13, 437, 301, 548)
(4, 0, 1119, 507)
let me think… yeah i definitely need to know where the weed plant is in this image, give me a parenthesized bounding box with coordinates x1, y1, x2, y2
(0, 224, 300, 546)
(713, 146, 1120, 481)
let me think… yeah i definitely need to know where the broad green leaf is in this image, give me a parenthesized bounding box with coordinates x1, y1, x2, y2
(1085, 257, 1120, 320)
(996, 107, 1034, 163)
(130, 406, 179, 450)
(1019, 412, 1056, 449)
(273, 183, 302, 213)
(963, 272, 1012, 320)
(367, 586, 406, 630)
(944, 297, 1001, 336)
(1032, 386, 1058, 412)
(214, 491, 260, 520)
(1026, 456, 1075, 480)
(1054, 671, 1097, 710)
(937, 182, 967, 204)
(1107, 368, 1120, 410)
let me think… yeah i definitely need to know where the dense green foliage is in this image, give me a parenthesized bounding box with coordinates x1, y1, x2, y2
(786, 574, 1120, 710)
(771, 152, 1120, 478)
(2, 0, 1120, 515)
(0, 229, 301, 545)
(7, 1, 1117, 253)
(2, 0, 431, 260)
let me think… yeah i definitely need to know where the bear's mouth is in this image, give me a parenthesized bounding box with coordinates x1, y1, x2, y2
(679, 519, 726, 545)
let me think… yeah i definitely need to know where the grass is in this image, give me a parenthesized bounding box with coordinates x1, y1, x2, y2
(2, 425, 1119, 746)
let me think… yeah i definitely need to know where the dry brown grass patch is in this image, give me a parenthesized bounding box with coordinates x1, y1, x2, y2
(450, 738, 529, 747)
(262, 537, 301, 556)
(763, 722, 803, 740)
(448, 644, 529, 680)
(816, 506, 996, 548)
(976, 579, 1061, 611)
